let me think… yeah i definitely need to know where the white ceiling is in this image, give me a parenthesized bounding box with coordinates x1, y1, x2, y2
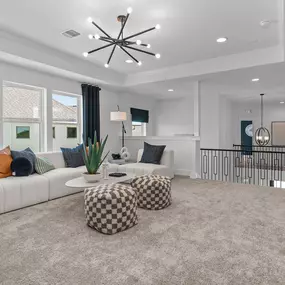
(0, 0, 281, 74)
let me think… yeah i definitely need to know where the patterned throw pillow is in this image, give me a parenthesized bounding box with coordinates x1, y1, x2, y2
(11, 147, 36, 174)
(35, 157, 55, 175)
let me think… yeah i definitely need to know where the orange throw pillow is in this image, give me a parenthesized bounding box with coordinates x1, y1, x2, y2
(0, 153, 13, 178)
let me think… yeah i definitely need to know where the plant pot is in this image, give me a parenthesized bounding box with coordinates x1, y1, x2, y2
(82, 172, 101, 183)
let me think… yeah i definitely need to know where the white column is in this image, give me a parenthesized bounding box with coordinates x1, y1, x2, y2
(0, 76, 3, 148)
(46, 88, 53, 151)
(0, 64, 4, 148)
(193, 81, 201, 137)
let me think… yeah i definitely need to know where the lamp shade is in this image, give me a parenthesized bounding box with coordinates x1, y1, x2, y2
(110, 111, 127, 122)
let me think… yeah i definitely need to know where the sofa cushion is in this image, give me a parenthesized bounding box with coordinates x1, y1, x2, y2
(35, 156, 55, 174)
(140, 142, 166, 165)
(60, 145, 85, 168)
(11, 147, 36, 174)
(42, 167, 85, 200)
(117, 163, 174, 178)
(0, 174, 49, 213)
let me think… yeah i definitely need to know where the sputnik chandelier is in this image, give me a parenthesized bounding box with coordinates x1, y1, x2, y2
(83, 7, 161, 68)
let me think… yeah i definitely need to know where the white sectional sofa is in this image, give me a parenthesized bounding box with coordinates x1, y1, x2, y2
(108, 149, 175, 178)
(0, 149, 174, 214)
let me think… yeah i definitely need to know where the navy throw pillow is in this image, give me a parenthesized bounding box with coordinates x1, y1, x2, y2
(61, 144, 85, 168)
(11, 147, 36, 173)
(140, 142, 166, 165)
(11, 157, 33, 176)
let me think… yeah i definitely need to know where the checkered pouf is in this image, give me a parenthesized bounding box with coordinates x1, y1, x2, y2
(131, 175, 172, 210)
(84, 184, 138, 235)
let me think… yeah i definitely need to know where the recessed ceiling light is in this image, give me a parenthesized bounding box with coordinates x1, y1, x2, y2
(83, 52, 88, 57)
(125, 59, 133, 64)
(168, 89, 174, 92)
(155, 53, 161, 59)
(104, 63, 109, 68)
(252, 78, 260, 82)
(280, 101, 285, 104)
(216, 37, 228, 43)
(138, 61, 142, 66)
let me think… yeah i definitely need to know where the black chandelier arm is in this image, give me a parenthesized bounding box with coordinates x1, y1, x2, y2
(88, 42, 115, 54)
(124, 41, 150, 47)
(120, 46, 139, 63)
(123, 45, 156, 56)
(100, 36, 117, 42)
(99, 37, 116, 44)
(91, 21, 112, 39)
(107, 13, 130, 65)
(123, 27, 156, 41)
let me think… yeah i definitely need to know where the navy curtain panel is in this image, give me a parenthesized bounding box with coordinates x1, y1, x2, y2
(81, 84, 101, 143)
(241, 120, 253, 155)
(130, 108, 149, 123)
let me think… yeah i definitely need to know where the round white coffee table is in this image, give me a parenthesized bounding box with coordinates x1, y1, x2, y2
(65, 174, 134, 189)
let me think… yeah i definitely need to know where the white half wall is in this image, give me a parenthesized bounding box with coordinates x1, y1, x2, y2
(123, 136, 200, 177)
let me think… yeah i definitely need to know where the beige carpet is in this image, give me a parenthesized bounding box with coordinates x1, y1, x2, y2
(1, 177, 285, 285)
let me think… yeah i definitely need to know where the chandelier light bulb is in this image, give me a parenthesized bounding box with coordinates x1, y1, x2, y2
(127, 7, 133, 14)
(155, 53, 161, 59)
(155, 24, 161, 30)
(136, 40, 142, 46)
(87, 17, 93, 23)
(94, 34, 100, 40)
(88, 34, 93, 39)
(83, 52, 88, 57)
(104, 63, 109, 68)
(138, 61, 142, 66)
(147, 44, 151, 49)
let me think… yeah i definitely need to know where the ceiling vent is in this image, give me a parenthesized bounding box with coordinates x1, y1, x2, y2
(62, 30, 81, 38)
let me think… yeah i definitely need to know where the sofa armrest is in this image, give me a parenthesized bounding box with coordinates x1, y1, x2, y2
(137, 149, 174, 169)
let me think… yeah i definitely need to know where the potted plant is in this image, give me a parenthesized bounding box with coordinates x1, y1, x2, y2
(82, 132, 109, 183)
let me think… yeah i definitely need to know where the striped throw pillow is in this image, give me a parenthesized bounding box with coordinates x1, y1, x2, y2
(35, 157, 55, 175)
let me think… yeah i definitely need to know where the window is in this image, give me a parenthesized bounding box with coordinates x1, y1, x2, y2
(2, 81, 45, 152)
(16, 126, 30, 139)
(52, 92, 82, 150)
(67, 127, 77, 138)
(52, 127, 55, 139)
(132, 122, 147, 136)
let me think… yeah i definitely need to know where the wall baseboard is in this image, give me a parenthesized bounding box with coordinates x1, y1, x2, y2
(175, 169, 200, 178)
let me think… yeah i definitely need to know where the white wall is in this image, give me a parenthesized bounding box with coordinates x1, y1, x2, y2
(231, 101, 285, 145)
(154, 96, 194, 136)
(200, 88, 220, 148)
(219, 96, 233, 149)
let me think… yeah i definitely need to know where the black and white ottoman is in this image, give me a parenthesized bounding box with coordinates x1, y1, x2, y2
(131, 175, 172, 210)
(84, 184, 138, 235)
